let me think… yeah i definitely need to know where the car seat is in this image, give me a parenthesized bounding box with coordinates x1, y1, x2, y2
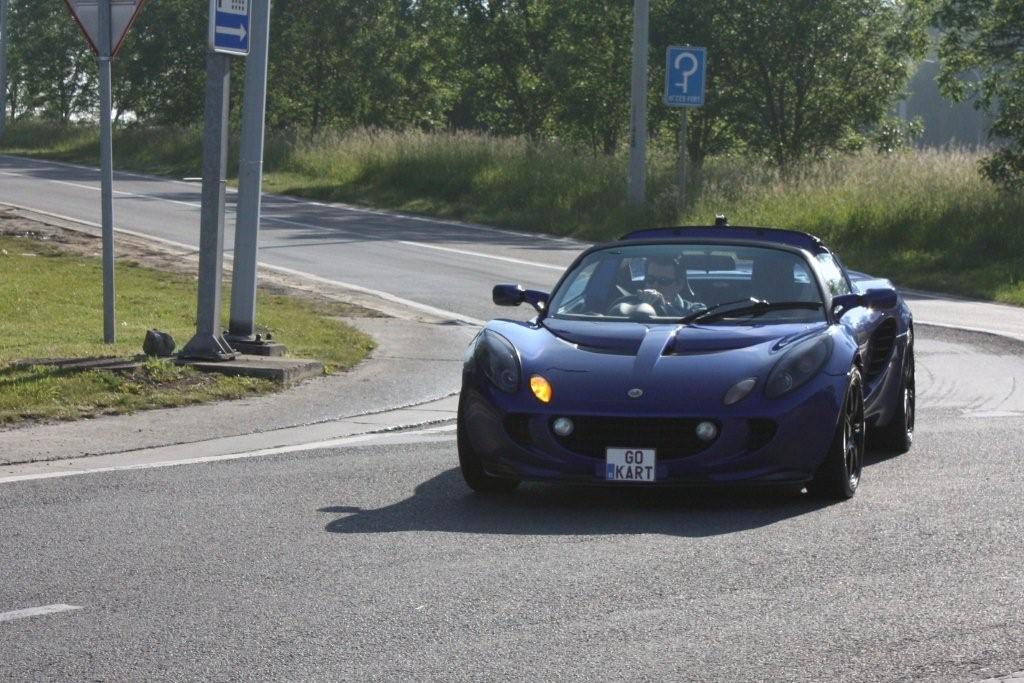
(750, 253, 816, 303)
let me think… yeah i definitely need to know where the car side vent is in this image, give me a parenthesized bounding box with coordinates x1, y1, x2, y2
(866, 319, 897, 379)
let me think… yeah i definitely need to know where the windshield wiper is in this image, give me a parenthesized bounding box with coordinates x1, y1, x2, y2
(680, 298, 822, 324)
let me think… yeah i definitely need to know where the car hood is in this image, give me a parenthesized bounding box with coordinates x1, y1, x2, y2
(541, 318, 817, 355)
(488, 318, 831, 414)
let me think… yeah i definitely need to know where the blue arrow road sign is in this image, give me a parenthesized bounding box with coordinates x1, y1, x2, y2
(664, 46, 707, 108)
(209, 0, 250, 56)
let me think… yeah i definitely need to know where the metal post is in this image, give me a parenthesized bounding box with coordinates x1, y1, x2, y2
(181, 49, 235, 360)
(98, 0, 116, 344)
(227, 0, 271, 344)
(677, 109, 688, 206)
(627, 0, 649, 206)
(0, 0, 10, 140)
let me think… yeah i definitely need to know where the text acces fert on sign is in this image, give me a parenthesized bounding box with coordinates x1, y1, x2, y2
(664, 46, 707, 108)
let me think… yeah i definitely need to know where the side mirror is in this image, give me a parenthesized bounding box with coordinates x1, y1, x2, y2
(862, 287, 898, 310)
(493, 284, 550, 313)
(831, 293, 861, 318)
(832, 288, 898, 318)
(493, 284, 526, 307)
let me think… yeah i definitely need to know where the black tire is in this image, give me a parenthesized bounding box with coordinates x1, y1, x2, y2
(809, 368, 866, 500)
(457, 402, 520, 494)
(876, 335, 915, 454)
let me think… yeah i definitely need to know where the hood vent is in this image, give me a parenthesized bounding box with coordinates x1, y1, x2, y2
(576, 343, 639, 356)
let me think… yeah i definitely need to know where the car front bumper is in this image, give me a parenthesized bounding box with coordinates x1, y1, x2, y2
(459, 380, 845, 486)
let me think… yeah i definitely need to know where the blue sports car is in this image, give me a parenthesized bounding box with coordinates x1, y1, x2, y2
(458, 221, 915, 500)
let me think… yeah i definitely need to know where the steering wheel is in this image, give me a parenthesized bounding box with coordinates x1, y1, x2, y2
(605, 293, 664, 317)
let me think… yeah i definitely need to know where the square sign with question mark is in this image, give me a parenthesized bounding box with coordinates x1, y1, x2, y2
(664, 46, 707, 108)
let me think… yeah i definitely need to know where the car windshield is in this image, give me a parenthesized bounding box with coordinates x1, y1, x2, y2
(547, 243, 827, 324)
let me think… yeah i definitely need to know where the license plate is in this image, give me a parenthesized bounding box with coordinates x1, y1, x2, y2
(605, 448, 657, 482)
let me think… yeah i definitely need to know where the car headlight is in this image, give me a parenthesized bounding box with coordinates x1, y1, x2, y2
(765, 335, 834, 399)
(723, 378, 757, 406)
(470, 330, 521, 394)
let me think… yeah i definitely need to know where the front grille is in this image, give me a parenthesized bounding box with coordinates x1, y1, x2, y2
(552, 416, 717, 460)
(746, 419, 777, 451)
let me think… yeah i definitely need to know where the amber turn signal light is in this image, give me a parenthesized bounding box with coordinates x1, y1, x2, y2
(530, 375, 552, 403)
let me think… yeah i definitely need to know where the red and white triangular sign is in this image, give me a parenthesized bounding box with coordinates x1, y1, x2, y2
(64, 0, 147, 58)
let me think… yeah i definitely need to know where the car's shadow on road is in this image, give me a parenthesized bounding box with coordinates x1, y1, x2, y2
(320, 468, 835, 538)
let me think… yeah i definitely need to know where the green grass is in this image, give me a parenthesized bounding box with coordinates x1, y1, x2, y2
(4, 120, 1023, 305)
(0, 234, 375, 425)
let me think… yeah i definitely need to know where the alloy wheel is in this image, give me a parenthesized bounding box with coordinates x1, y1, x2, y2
(844, 381, 866, 490)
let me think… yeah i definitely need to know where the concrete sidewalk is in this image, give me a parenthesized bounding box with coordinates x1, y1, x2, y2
(907, 291, 1024, 344)
(0, 316, 474, 467)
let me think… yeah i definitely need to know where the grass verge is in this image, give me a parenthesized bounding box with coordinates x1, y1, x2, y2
(0, 232, 375, 425)
(4, 121, 1023, 305)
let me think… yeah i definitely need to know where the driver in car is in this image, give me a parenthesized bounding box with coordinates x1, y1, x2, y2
(637, 255, 705, 316)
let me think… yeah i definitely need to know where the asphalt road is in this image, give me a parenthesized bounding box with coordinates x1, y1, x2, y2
(2, 155, 1023, 680)
(0, 155, 578, 323)
(1, 325, 1023, 682)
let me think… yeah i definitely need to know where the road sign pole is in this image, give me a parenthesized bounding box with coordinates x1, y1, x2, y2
(627, 0, 650, 207)
(181, 49, 235, 360)
(227, 0, 271, 344)
(98, 0, 116, 344)
(677, 109, 688, 206)
(0, 0, 10, 140)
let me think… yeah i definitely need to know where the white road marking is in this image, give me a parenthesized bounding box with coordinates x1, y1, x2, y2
(264, 194, 585, 246)
(0, 170, 201, 209)
(961, 410, 1024, 419)
(258, 213, 564, 272)
(397, 240, 564, 271)
(0, 154, 587, 245)
(0, 425, 456, 485)
(249, 261, 487, 326)
(0, 604, 83, 623)
(2, 162, 567, 307)
(0, 201, 486, 326)
(0, 153, 199, 188)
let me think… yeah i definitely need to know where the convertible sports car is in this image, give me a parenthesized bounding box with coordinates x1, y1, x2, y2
(458, 220, 915, 500)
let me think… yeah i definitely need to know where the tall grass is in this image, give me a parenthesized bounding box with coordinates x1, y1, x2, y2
(3, 121, 1022, 303)
(680, 151, 1024, 302)
(270, 128, 655, 235)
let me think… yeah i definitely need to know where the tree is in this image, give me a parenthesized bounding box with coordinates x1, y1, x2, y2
(7, 0, 95, 123)
(449, 0, 636, 152)
(543, 1, 633, 153)
(709, 0, 932, 170)
(113, 0, 206, 125)
(650, 0, 743, 167)
(937, 0, 1024, 189)
(450, 0, 557, 137)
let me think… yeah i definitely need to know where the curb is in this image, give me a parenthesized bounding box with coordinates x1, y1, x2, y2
(0, 393, 460, 482)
